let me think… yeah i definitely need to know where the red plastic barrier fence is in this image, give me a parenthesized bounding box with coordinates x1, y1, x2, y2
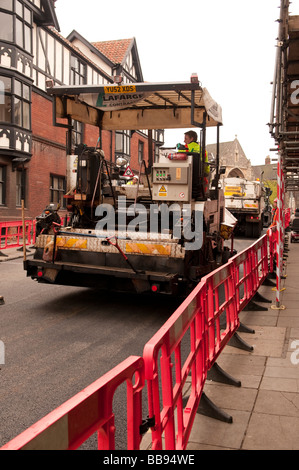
(0, 356, 144, 450)
(201, 261, 239, 369)
(0, 220, 36, 250)
(229, 247, 255, 314)
(143, 281, 207, 451)
(142, 238, 271, 451)
(249, 234, 268, 292)
(229, 234, 270, 319)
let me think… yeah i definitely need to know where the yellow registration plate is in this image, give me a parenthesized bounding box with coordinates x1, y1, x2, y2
(104, 85, 136, 94)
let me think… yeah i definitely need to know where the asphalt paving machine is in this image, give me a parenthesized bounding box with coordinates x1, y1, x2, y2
(24, 76, 235, 296)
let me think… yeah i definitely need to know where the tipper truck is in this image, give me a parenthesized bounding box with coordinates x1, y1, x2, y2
(222, 177, 265, 238)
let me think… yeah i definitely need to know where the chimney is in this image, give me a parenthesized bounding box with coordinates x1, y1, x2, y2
(265, 155, 270, 165)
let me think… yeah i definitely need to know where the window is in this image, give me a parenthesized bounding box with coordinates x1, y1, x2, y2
(30, 0, 41, 8)
(1, 0, 13, 9)
(138, 140, 144, 163)
(0, 166, 6, 205)
(0, 75, 31, 130)
(115, 131, 130, 160)
(0, 11, 13, 42)
(14, 79, 30, 129)
(71, 120, 84, 149)
(15, 0, 32, 52)
(153, 129, 164, 145)
(0, 0, 32, 52)
(70, 56, 86, 85)
(50, 175, 66, 209)
(0, 76, 12, 123)
(16, 168, 26, 206)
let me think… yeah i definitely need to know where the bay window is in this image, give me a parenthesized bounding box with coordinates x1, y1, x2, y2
(0, 75, 31, 130)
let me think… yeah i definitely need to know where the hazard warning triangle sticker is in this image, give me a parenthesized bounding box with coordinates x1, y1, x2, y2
(123, 166, 135, 177)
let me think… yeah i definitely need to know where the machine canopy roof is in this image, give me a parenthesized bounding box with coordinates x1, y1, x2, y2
(46, 76, 223, 131)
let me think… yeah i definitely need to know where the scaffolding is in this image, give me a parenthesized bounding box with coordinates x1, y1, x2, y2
(269, 0, 299, 306)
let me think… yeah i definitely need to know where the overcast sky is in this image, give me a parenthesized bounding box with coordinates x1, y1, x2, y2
(54, 0, 298, 166)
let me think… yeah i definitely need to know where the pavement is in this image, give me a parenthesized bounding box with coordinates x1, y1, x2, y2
(2, 240, 299, 450)
(0, 245, 33, 263)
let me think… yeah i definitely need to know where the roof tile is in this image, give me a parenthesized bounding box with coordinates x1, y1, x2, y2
(92, 38, 133, 64)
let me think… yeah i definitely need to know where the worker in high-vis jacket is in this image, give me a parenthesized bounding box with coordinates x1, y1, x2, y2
(270, 198, 278, 228)
(127, 175, 139, 185)
(178, 130, 210, 193)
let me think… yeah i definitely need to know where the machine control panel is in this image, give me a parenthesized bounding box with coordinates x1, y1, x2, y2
(152, 160, 192, 202)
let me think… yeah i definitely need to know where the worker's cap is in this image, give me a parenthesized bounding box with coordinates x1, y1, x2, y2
(274, 198, 278, 202)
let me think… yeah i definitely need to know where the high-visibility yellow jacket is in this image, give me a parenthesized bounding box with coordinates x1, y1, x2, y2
(185, 141, 210, 176)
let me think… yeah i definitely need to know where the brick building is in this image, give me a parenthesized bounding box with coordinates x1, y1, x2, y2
(0, 0, 163, 222)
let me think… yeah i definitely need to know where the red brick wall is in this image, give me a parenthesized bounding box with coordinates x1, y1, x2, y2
(100, 130, 114, 162)
(28, 140, 66, 218)
(29, 93, 100, 219)
(130, 133, 152, 174)
(31, 94, 67, 144)
(29, 93, 68, 218)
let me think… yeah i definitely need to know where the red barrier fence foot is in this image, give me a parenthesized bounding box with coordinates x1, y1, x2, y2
(0, 251, 8, 257)
(17, 246, 31, 253)
(263, 275, 276, 287)
(243, 299, 268, 312)
(207, 362, 241, 387)
(197, 392, 233, 423)
(228, 332, 254, 352)
(252, 291, 272, 304)
(265, 272, 286, 282)
(267, 271, 277, 279)
(238, 322, 255, 334)
(182, 391, 233, 423)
